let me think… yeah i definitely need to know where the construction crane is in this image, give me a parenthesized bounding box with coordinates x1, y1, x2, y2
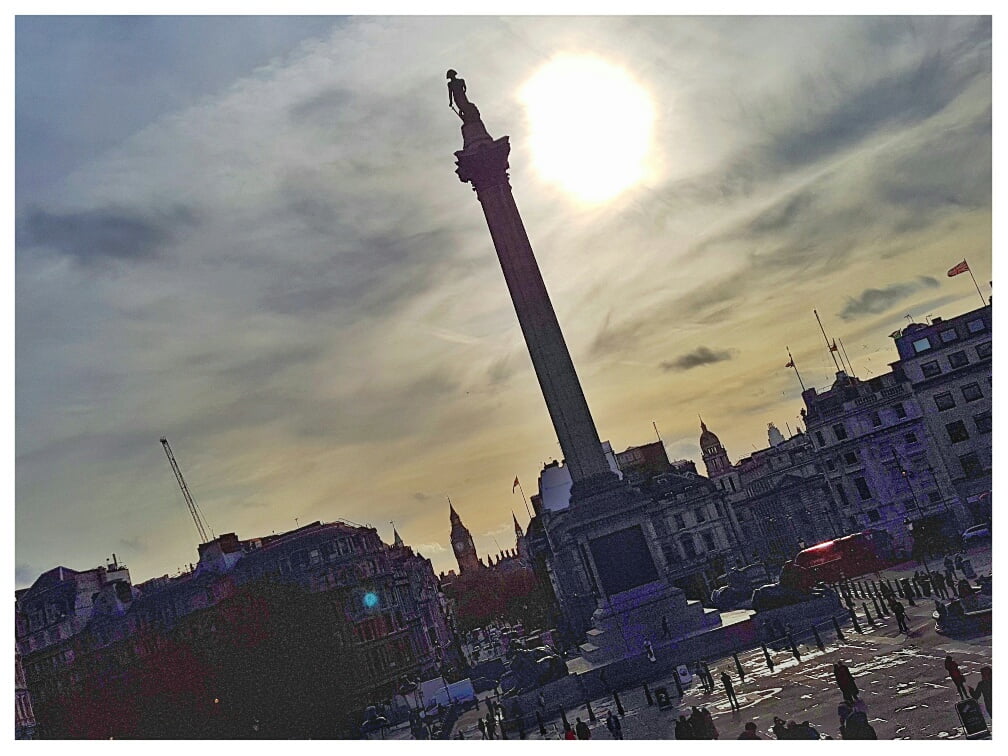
(160, 437, 214, 544)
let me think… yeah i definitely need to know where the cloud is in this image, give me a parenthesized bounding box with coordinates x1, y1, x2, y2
(838, 276, 940, 320)
(660, 347, 735, 372)
(18, 205, 198, 265)
(415, 542, 447, 555)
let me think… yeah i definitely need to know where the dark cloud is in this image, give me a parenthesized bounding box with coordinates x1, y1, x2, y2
(118, 536, 149, 554)
(660, 347, 735, 372)
(412, 492, 430, 502)
(839, 276, 940, 320)
(18, 205, 197, 265)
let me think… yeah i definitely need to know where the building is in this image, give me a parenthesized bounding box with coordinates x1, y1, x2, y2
(16, 522, 456, 738)
(15, 647, 36, 739)
(439, 505, 547, 631)
(889, 304, 992, 523)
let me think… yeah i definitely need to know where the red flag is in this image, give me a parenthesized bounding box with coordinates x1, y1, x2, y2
(785, 358, 795, 368)
(512, 476, 520, 493)
(947, 260, 969, 277)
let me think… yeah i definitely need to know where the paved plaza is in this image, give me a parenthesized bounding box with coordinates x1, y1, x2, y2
(448, 547, 992, 741)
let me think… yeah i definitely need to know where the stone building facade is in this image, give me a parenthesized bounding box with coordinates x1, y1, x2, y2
(15, 522, 455, 737)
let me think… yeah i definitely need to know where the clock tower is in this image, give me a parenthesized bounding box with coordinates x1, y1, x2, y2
(450, 502, 482, 574)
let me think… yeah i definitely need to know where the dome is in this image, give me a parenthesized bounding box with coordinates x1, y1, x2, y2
(699, 418, 721, 449)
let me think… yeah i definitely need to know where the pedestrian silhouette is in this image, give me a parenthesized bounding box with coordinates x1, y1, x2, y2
(675, 714, 694, 740)
(968, 666, 992, 715)
(945, 655, 968, 699)
(721, 671, 740, 711)
(574, 716, 591, 739)
(737, 722, 761, 739)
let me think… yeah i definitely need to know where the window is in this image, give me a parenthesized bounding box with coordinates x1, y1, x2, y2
(854, 476, 871, 501)
(962, 383, 983, 402)
(674, 514, 685, 530)
(701, 532, 716, 551)
(715, 501, 725, 517)
(927, 491, 942, 504)
(815, 431, 826, 447)
(870, 411, 882, 427)
(975, 411, 992, 434)
(844, 451, 858, 465)
(948, 351, 969, 369)
(940, 328, 959, 343)
(893, 403, 907, 419)
(867, 509, 881, 523)
(904, 432, 918, 445)
(680, 537, 697, 559)
(912, 337, 932, 353)
(967, 318, 986, 334)
(836, 485, 850, 507)
(959, 452, 983, 478)
(977, 342, 992, 359)
(946, 420, 970, 443)
(825, 459, 836, 472)
(832, 423, 848, 441)
(934, 392, 956, 411)
(694, 507, 707, 524)
(921, 360, 941, 378)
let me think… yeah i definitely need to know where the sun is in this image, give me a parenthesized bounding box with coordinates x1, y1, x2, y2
(520, 55, 656, 204)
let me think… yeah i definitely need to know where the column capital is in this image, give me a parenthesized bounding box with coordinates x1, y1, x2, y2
(455, 135, 511, 192)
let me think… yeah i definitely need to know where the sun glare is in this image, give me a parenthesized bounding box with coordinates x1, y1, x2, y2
(520, 55, 656, 204)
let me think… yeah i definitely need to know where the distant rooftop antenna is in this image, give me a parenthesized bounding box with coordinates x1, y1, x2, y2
(160, 437, 213, 544)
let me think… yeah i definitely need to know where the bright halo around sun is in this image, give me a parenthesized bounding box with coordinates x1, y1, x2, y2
(520, 55, 656, 204)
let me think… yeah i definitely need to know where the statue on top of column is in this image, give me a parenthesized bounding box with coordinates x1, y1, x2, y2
(447, 69, 481, 123)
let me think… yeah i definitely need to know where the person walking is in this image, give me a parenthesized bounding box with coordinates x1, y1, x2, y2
(563, 723, 576, 740)
(574, 717, 591, 740)
(721, 670, 740, 711)
(969, 666, 992, 715)
(675, 714, 694, 740)
(737, 722, 761, 739)
(688, 706, 707, 738)
(605, 712, 623, 740)
(478, 718, 487, 739)
(943, 555, 955, 581)
(891, 599, 910, 634)
(834, 662, 859, 704)
(945, 655, 968, 699)
(700, 660, 714, 692)
(932, 570, 948, 599)
(772, 717, 788, 740)
(700, 707, 718, 739)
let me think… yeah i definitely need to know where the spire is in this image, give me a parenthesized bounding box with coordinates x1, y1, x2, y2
(393, 527, 404, 548)
(449, 496, 460, 524)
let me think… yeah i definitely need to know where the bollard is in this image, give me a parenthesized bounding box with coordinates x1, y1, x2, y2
(613, 691, 625, 717)
(644, 683, 654, 707)
(671, 667, 684, 697)
(733, 652, 745, 682)
(853, 580, 862, 598)
(870, 594, 882, 617)
(761, 643, 775, 672)
(811, 624, 825, 652)
(863, 603, 876, 628)
(560, 708, 570, 729)
(536, 711, 546, 736)
(787, 632, 801, 662)
(895, 579, 906, 599)
(832, 615, 846, 642)
(903, 580, 916, 607)
(586, 699, 596, 724)
(848, 606, 863, 634)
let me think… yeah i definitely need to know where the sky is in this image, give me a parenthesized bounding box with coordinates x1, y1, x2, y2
(15, 15, 992, 587)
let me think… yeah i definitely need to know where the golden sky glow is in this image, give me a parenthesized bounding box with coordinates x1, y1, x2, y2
(15, 16, 992, 586)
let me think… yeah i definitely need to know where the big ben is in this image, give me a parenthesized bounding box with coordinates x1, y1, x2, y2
(449, 502, 482, 574)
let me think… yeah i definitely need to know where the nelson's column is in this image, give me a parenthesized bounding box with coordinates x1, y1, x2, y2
(447, 70, 720, 662)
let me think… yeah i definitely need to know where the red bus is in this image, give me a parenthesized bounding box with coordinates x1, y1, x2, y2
(791, 530, 896, 586)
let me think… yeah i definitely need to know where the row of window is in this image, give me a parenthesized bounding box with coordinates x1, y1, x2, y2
(815, 403, 908, 447)
(934, 382, 984, 410)
(946, 412, 992, 443)
(920, 342, 990, 378)
(911, 318, 987, 354)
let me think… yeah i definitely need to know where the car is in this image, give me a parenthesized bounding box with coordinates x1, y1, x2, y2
(962, 524, 991, 543)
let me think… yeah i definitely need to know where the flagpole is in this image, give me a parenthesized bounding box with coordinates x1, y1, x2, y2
(814, 309, 842, 373)
(516, 479, 533, 520)
(653, 421, 663, 444)
(838, 338, 855, 378)
(786, 346, 806, 392)
(965, 260, 987, 307)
